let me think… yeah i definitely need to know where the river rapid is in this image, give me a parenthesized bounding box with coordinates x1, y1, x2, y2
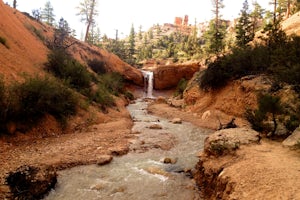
(44, 99, 212, 200)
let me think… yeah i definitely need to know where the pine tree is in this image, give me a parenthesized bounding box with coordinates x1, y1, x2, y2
(235, 0, 254, 47)
(206, 0, 225, 54)
(41, 1, 55, 26)
(250, 1, 265, 32)
(87, 24, 101, 45)
(128, 24, 136, 65)
(138, 25, 143, 40)
(77, 0, 98, 42)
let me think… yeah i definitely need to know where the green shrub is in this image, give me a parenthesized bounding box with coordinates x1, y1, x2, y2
(13, 76, 77, 123)
(199, 46, 269, 90)
(285, 114, 300, 132)
(245, 93, 283, 135)
(25, 24, 45, 41)
(89, 83, 115, 108)
(0, 76, 78, 133)
(198, 34, 300, 90)
(124, 91, 134, 100)
(88, 59, 107, 74)
(174, 78, 188, 98)
(0, 36, 9, 49)
(45, 49, 92, 92)
(0, 77, 7, 130)
(100, 72, 124, 96)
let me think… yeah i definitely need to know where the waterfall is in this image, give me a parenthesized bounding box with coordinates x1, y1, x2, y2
(142, 70, 154, 98)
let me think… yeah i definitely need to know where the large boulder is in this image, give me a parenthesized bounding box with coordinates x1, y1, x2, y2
(6, 165, 57, 199)
(282, 126, 300, 148)
(204, 128, 260, 157)
(153, 64, 199, 89)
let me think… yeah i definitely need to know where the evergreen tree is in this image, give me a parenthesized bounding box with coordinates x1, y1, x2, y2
(41, 1, 55, 26)
(156, 24, 162, 36)
(250, 1, 265, 32)
(277, 0, 300, 18)
(203, 19, 226, 54)
(77, 0, 98, 42)
(148, 28, 154, 40)
(235, 0, 254, 47)
(128, 24, 136, 65)
(53, 18, 71, 49)
(269, 0, 279, 24)
(87, 24, 101, 45)
(205, 0, 225, 54)
(138, 25, 143, 40)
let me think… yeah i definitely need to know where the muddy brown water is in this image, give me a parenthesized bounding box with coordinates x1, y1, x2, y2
(44, 99, 212, 200)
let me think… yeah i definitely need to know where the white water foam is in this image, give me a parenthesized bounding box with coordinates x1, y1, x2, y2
(141, 70, 154, 98)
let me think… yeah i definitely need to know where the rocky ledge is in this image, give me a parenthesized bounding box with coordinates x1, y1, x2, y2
(194, 128, 260, 199)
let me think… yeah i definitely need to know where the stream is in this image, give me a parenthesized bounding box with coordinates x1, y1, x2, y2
(44, 99, 212, 200)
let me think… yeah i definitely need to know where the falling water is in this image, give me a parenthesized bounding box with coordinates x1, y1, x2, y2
(142, 70, 154, 98)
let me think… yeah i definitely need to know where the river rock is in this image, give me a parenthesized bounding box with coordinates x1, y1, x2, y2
(164, 165, 184, 173)
(149, 124, 163, 129)
(282, 126, 300, 148)
(172, 118, 182, 124)
(109, 146, 129, 156)
(97, 155, 113, 166)
(156, 96, 167, 104)
(145, 166, 170, 177)
(163, 157, 178, 164)
(6, 165, 57, 200)
(168, 99, 184, 108)
(204, 128, 260, 157)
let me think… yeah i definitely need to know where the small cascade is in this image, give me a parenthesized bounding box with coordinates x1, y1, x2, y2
(142, 70, 154, 98)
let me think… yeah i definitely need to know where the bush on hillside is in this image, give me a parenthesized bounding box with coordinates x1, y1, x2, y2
(88, 83, 115, 108)
(0, 36, 9, 49)
(100, 72, 124, 96)
(199, 45, 269, 90)
(88, 59, 107, 75)
(198, 28, 300, 90)
(0, 76, 78, 133)
(245, 93, 283, 136)
(45, 49, 92, 92)
(174, 78, 188, 98)
(0, 77, 7, 130)
(12, 76, 78, 123)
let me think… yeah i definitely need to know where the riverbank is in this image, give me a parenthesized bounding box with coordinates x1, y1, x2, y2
(1, 97, 299, 199)
(148, 99, 300, 199)
(0, 98, 134, 199)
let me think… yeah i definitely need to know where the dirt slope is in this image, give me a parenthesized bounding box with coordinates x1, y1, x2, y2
(0, 2, 48, 82)
(0, 1, 143, 85)
(282, 11, 300, 35)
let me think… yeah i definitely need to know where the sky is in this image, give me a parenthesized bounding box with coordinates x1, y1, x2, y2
(5, 0, 272, 39)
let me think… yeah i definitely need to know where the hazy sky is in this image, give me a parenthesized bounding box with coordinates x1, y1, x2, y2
(5, 0, 271, 39)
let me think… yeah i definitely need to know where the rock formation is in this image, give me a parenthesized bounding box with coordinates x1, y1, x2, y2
(153, 63, 200, 89)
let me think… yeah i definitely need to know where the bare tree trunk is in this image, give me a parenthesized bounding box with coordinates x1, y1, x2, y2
(273, 0, 277, 23)
(13, 0, 16, 8)
(84, 0, 96, 42)
(286, 0, 291, 19)
(84, 22, 91, 42)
